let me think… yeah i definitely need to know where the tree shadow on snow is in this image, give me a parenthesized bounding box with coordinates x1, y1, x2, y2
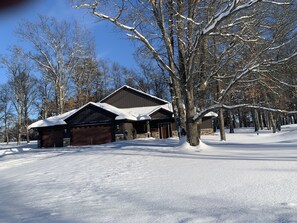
(0, 183, 77, 223)
(62, 138, 297, 163)
(3, 138, 297, 163)
(73, 183, 297, 223)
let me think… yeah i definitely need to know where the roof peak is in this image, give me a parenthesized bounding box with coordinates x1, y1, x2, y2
(100, 85, 170, 104)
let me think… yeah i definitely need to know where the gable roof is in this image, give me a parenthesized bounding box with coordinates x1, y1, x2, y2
(64, 102, 135, 122)
(28, 109, 78, 129)
(28, 101, 173, 129)
(119, 103, 173, 121)
(100, 85, 169, 108)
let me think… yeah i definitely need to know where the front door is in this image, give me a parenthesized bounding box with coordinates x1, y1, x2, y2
(159, 123, 172, 139)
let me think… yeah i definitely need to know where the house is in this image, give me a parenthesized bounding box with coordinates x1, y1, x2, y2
(29, 85, 216, 148)
(29, 86, 177, 147)
(200, 111, 218, 135)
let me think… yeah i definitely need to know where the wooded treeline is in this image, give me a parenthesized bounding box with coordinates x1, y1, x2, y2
(1, 0, 297, 145)
(0, 16, 169, 144)
(74, 0, 297, 145)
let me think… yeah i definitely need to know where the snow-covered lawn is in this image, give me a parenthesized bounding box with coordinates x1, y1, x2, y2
(1, 125, 297, 223)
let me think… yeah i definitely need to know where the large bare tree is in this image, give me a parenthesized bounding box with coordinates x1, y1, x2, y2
(73, 0, 296, 146)
(17, 16, 95, 114)
(0, 84, 13, 144)
(1, 47, 38, 144)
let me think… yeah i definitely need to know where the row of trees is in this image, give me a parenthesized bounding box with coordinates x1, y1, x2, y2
(73, 0, 297, 145)
(0, 16, 170, 144)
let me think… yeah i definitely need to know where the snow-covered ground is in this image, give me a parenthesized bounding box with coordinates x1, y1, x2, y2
(1, 125, 297, 223)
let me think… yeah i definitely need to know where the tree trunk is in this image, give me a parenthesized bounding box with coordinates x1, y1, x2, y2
(17, 104, 22, 145)
(269, 112, 277, 133)
(258, 110, 264, 130)
(185, 83, 199, 146)
(265, 111, 271, 130)
(216, 77, 226, 140)
(55, 82, 65, 115)
(276, 114, 281, 131)
(24, 102, 30, 144)
(60, 86, 65, 114)
(44, 102, 49, 119)
(26, 128, 30, 143)
(229, 111, 234, 133)
(238, 109, 243, 128)
(219, 108, 226, 141)
(252, 109, 260, 132)
(77, 86, 83, 107)
(262, 111, 267, 128)
(197, 119, 202, 139)
(5, 114, 9, 144)
(169, 76, 186, 137)
(243, 112, 248, 128)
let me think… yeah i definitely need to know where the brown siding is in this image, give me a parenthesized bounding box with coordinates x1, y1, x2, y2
(39, 127, 64, 148)
(71, 125, 113, 146)
(101, 87, 167, 108)
(201, 117, 212, 129)
(66, 104, 116, 125)
(150, 109, 173, 120)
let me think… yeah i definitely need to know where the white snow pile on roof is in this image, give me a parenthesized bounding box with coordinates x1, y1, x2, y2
(28, 109, 77, 129)
(120, 103, 173, 121)
(204, 111, 218, 117)
(93, 102, 136, 120)
(28, 102, 173, 129)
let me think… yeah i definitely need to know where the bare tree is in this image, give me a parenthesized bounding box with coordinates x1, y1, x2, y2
(73, 0, 296, 145)
(110, 62, 141, 90)
(1, 47, 38, 144)
(110, 62, 125, 89)
(92, 59, 112, 101)
(0, 84, 13, 144)
(72, 56, 100, 106)
(134, 47, 170, 100)
(17, 16, 93, 114)
(36, 76, 54, 119)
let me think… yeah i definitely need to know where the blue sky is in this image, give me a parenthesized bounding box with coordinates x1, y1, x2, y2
(0, 0, 138, 84)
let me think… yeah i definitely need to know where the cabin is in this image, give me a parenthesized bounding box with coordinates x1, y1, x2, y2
(29, 85, 217, 148)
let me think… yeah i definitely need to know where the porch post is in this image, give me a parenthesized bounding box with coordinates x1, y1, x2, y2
(146, 121, 151, 137)
(159, 123, 162, 139)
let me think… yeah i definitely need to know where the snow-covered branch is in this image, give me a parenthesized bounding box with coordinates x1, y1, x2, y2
(218, 63, 260, 102)
(209, 32, 259, 42)
(262, 74, 297, 88)
(262, 0, 291, 5)
(264, 52, 297, 65)
(73, 2, 177, 79)
(202, 0, 259, 35)
(174, 12, 202, 26)
(193, 103, 297, 121)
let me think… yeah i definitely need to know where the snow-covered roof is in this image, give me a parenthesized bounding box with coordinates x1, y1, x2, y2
(119, 103, 173, 121)
(204, 111, 218, 117)
(28, 102, 173, 129)
(93, 102, 136, 120)
(28, 109, 78, 129)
